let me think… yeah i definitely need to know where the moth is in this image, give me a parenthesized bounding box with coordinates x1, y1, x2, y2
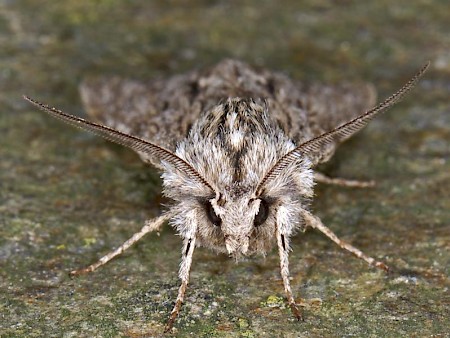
(24, 59, 429, 332)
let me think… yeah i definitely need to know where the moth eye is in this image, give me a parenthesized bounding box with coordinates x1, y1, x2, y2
(254, 199, 269, 227)
(205, 201, 222, 227)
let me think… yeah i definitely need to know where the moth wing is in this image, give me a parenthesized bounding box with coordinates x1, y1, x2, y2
(268, 74, 377, 164)
(300, 82, 377, 137)
(79, 73, 203, 156)
(79, 60, 376, 166)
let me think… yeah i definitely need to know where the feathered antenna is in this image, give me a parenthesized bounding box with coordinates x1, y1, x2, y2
(23, 96, 214, 191)
(256, 62, 430, 194)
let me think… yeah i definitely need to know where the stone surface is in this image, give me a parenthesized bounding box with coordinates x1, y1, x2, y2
(1, 1, 449, 337)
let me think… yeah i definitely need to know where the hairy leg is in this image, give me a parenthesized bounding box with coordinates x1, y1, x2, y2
(165, 236, 197, 332)
(276, 223, 302, 320)
(314, 172, 375, 188)
(301, 210, 389, 271)
(70, 213, 170, 276)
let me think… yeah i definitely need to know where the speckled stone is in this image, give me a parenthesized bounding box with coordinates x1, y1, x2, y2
(1, 1, 449, 337)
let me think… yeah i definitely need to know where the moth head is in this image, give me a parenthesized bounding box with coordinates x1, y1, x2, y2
(204, 170, 313, 258)
(207, 188, 281, 256)
(163, 134, 315, 258)
(207, 192, 265, 256)
(171, 176, 313, 259)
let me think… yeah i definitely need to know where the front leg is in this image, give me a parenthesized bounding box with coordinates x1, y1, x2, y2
(276, 225, 302, 321)
(164, 236, 197, 332)
(276, 207, 302, 321)
(164, 210, 198, 333)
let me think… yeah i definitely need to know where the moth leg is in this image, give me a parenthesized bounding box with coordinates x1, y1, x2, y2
(301, 210, 389, 271)
(276, 224, 303, 321)
(314, 172, 375, 188)
(165, 236, 197, 332)
(69, 214, 170, 276)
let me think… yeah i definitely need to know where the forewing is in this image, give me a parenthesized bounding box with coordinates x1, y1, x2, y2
(79, 73, 203, 152)
(266, 74, 377, 164)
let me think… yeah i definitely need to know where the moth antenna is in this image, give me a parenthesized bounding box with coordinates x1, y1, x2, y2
(23, 95, 213, 191)
(257, 61, 430, 193)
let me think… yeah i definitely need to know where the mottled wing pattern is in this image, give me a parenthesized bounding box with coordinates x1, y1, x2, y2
(258, 69, 376, 164)
(80, 73, 202, 152)
(80, 59, 376, 165)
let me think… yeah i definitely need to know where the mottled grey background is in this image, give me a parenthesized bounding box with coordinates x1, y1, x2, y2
(0, 1, 449, 337)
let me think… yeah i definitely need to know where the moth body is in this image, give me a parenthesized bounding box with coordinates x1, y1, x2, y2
(24, 59, 429, 332)
(164, 97, 313, 258)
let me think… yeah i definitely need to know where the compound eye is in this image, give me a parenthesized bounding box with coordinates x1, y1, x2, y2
(205, 201, 222, 227)
(254, 199, 269, 227)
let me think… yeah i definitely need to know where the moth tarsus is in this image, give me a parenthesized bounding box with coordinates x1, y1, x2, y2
(25, 59, 429, 331)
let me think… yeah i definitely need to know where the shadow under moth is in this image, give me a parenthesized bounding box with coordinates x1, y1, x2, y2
(24, 59, 429, 332)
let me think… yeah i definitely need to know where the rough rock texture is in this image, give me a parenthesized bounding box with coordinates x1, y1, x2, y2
(1, 1, 449, 337)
